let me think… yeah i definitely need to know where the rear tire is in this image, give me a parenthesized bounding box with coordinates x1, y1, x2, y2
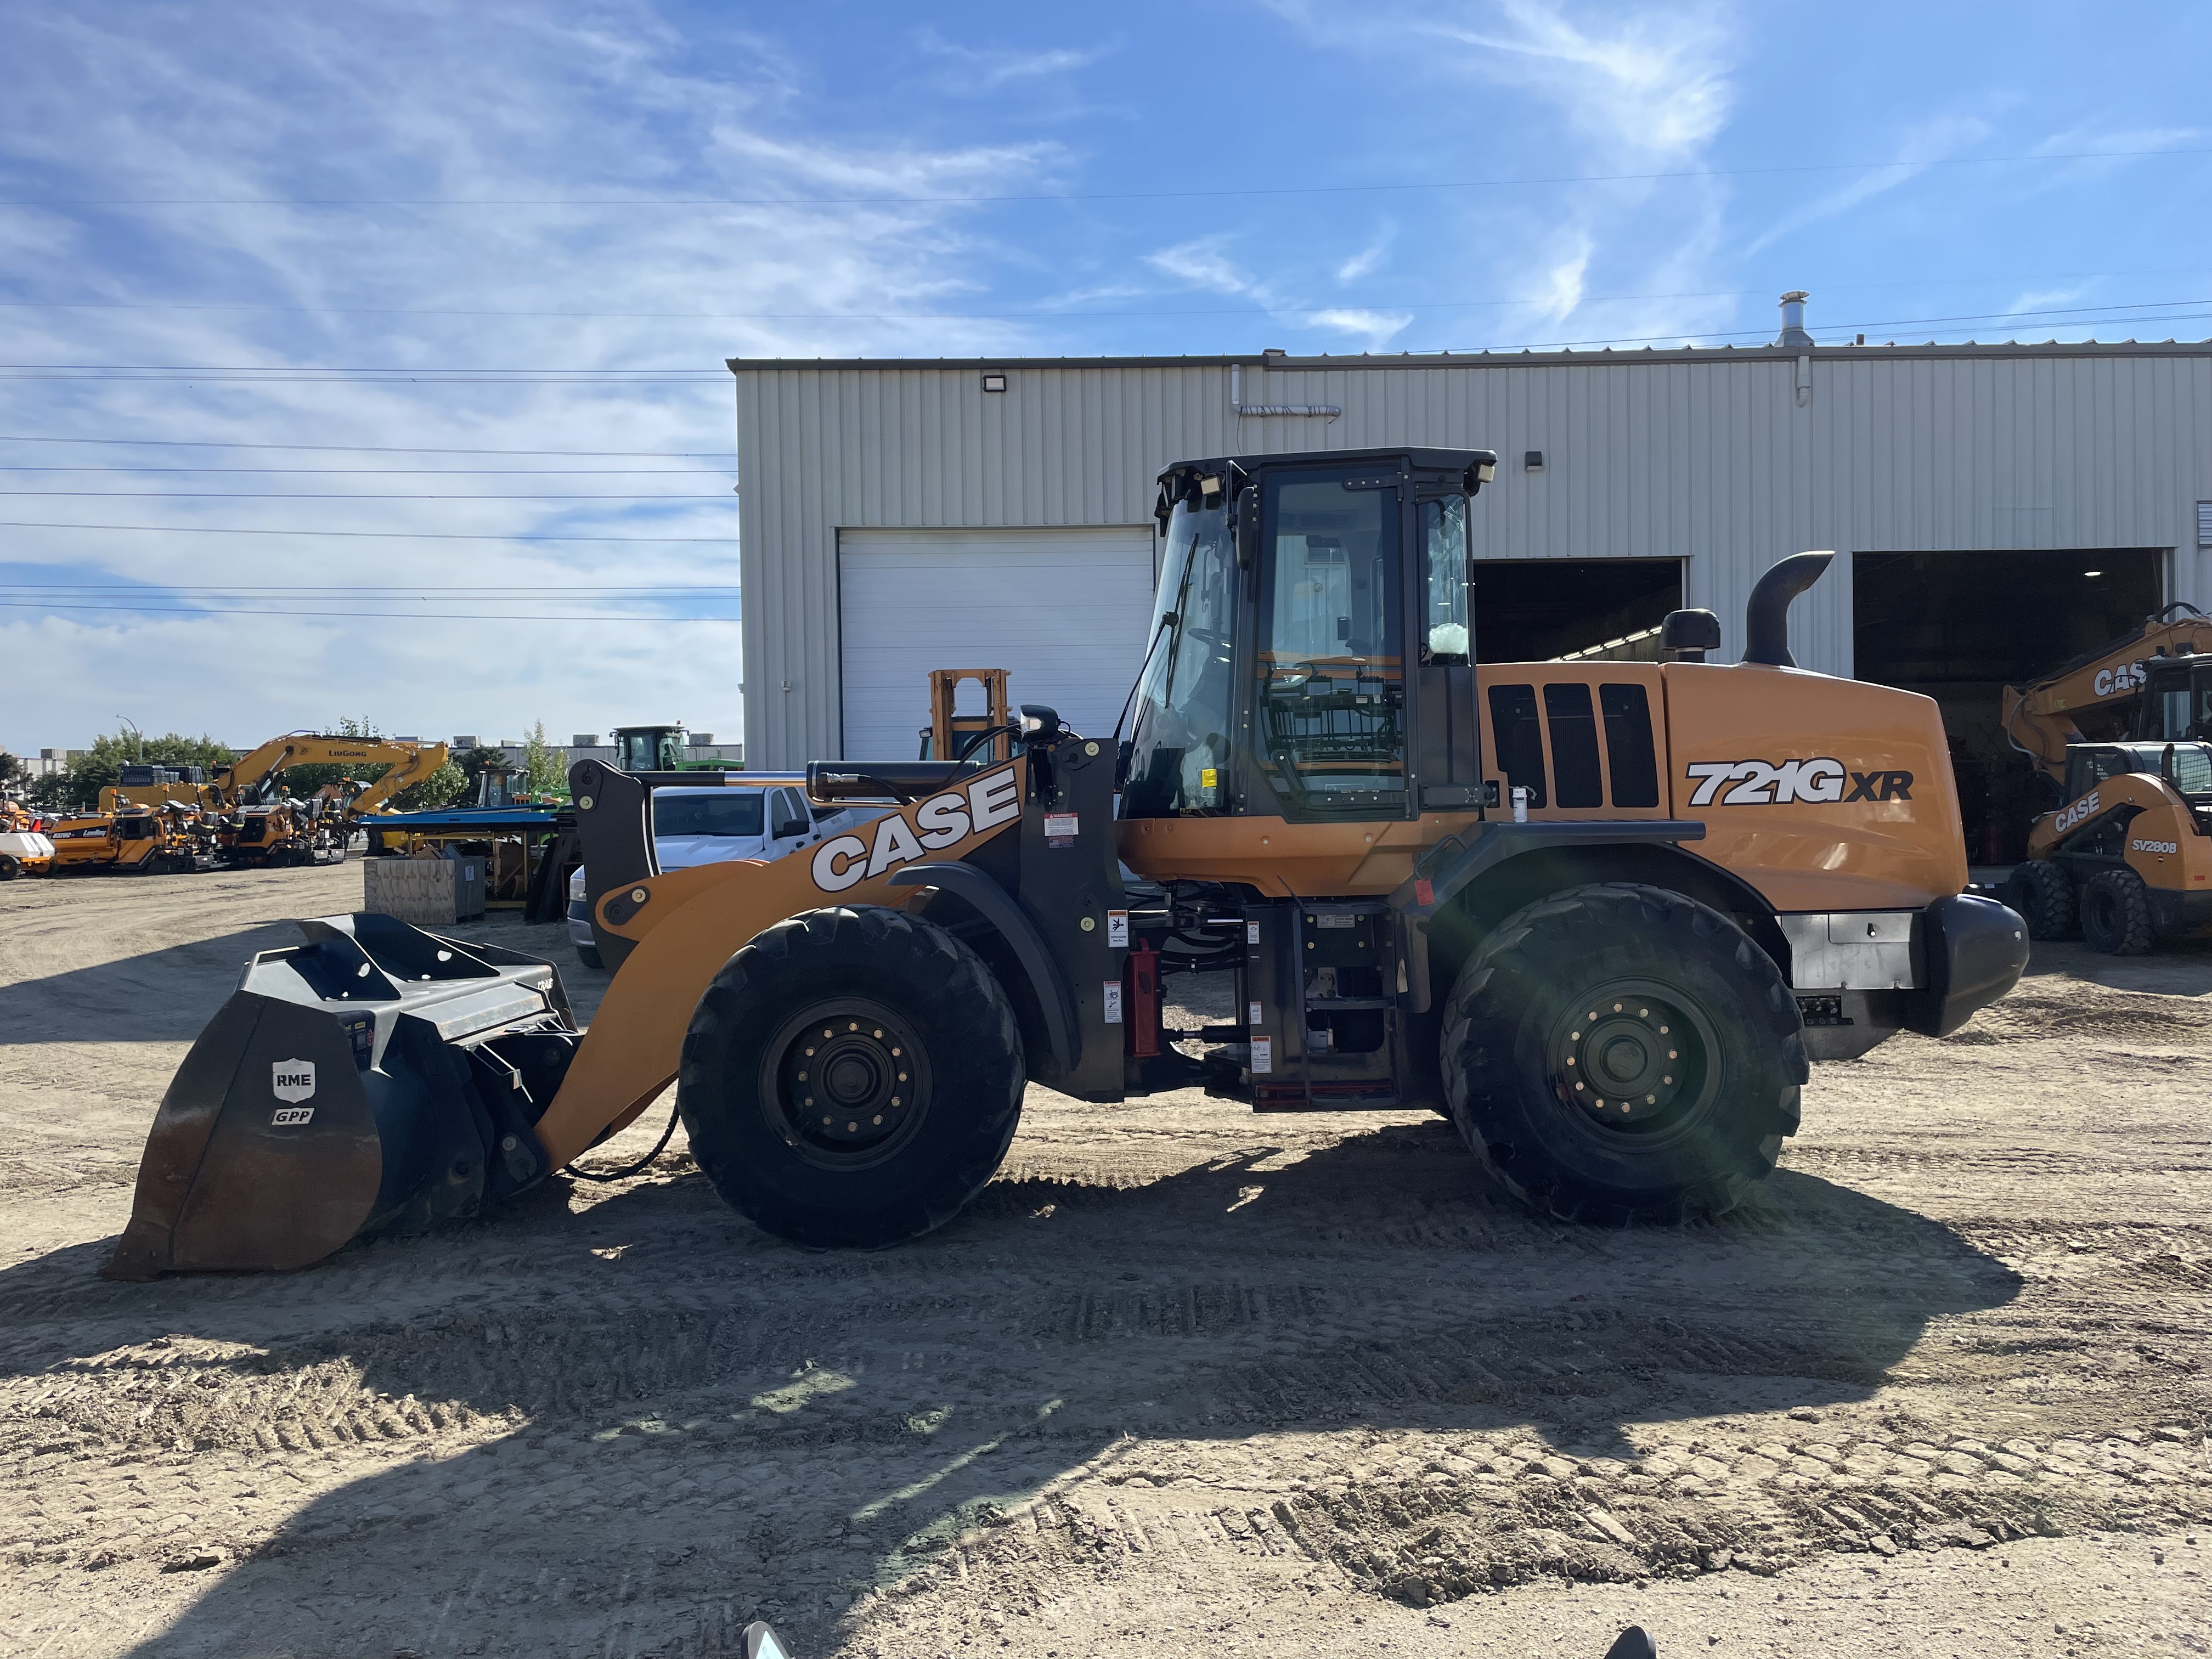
(678, 904, 1025, 1248)
(2003, 859, 2077, 940)
(1440, 883, 1805, 1224)
(0, 856, 18, 881)
(2079, 867, 2155, 955)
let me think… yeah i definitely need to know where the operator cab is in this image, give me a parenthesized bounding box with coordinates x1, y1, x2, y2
(2062, 741, 2212, 843)
(613, 725, 689, 772)
(1120, 447, 1498, 822)
(2134, 653, 2212, 744)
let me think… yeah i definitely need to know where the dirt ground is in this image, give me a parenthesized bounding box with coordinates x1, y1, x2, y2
(2, 865, 2208, 1659)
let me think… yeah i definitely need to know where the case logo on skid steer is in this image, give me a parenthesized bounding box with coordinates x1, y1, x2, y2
(1684, 759, 1914, 807)
(2054, 791, 2101, 835)
(809, 765, 1024, 894)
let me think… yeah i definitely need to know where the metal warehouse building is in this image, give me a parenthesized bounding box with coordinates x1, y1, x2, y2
(728, 332, 2212, 855)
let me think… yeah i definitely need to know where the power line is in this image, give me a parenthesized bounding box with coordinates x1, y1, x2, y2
(0, 599, 736, 620)
(2, 592, 743, 601)
(0, 521, 737, 542)
(0, 465, 733, 474)
(0, 490, 732, 499)
(3, 299, 2209, 380)
(0, 435, 734, 456)
(3, 266, 2209, 321)
(6, 143, 2206, 208)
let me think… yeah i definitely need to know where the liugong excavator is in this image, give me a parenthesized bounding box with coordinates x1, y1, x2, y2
(2000, 606, 2212, 953)
(105, 446, 2029, 1280)
(210, 734, 450, 867)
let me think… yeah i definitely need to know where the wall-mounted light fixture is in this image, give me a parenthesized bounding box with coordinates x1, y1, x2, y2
(1523, 450, 1545, 473)
(980, 372, 1008, 393)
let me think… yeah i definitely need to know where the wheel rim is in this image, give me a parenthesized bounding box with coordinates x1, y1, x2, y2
(2082, 884, 2114, 938)
(1545, 979, 1720, 1138)
(759, 998, 932, 1171)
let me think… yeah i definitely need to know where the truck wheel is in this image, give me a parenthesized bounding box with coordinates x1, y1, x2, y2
(2079, 867, 2155, 955)
(1440, 883, 1806, 1225)
(573, 941, 605, 971)
(0, 855, 18, 881)
(678, 904, 1025, 1248)
(2002, 859, 2076, 940)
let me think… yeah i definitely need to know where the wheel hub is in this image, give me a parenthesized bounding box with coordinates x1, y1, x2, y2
(775, 1012, 916, 1159)
(1555, 994, 1692, 1126)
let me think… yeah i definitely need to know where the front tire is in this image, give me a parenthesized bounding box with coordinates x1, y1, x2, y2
(2003, 859, 2077, 940)
(1441, 883, 1806, 1224)
(2079, 867, 2154, 955)
(678, 905, 1025, 1248)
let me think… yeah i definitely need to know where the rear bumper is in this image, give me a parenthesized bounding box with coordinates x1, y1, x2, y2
(1904, 893, 2029, 1038)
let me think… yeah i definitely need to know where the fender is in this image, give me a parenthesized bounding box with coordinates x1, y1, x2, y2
(1390, 820, 1711, 1009)
(888, 862, 1076, 1074)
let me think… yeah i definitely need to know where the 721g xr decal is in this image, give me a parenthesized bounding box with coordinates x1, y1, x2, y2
(1685, 758, 1913, 806)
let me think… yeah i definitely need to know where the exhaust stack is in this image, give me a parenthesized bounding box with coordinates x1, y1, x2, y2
(1776, 290, 1813, 348)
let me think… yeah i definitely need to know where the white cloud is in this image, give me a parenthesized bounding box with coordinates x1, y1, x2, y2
(0, 2, 1065, 751)
(1743, 112, 1991, 257)
(1336, 233, 1391, 284)
(910, 29, 1120, 89)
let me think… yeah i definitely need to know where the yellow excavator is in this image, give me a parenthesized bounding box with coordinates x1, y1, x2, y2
(2000, 606, 2212, 953)
(209, 735, 450, 866)
(104, 445, 2028, 1279)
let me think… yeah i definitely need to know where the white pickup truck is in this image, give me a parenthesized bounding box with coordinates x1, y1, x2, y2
(566, 783, 883, 968)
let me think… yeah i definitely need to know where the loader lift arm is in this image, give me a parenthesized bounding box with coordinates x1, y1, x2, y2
(2002, 604, 2212, 778)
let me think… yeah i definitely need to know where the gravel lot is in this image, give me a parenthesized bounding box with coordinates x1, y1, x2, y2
(2, 864, 2207, 1658)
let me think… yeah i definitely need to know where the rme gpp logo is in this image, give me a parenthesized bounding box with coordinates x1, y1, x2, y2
(1686, 758, 1915, 808)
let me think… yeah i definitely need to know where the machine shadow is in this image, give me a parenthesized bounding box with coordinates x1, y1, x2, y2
(0, 920, 307, 1046)
(31, 1118, 2018, 1658)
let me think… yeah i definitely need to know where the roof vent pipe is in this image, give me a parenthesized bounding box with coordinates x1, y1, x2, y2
(1231, 361, 1340, 419)
(1742, 551, 1833, 667)
(1775, 291, 1813, 348)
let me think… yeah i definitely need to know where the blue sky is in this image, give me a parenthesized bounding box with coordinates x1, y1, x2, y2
(1, 0, 2207, 752)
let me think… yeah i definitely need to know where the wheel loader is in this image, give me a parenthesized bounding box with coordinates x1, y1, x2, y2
(104, 445, 2028, 1279)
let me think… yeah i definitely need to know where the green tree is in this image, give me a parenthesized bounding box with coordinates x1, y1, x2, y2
(522, 721, 568, 799)
(60, 731, 238, 809)
(390, 760, 469, 810)
(0, 750, 25, 795)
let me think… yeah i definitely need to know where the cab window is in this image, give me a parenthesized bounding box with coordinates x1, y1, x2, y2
(1255, 473, 1404, 815)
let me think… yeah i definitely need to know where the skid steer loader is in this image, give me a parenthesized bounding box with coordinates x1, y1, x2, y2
(105, 446, 2028, 1279)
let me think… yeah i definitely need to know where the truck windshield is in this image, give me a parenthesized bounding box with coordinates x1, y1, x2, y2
(653, 793, 764, 838)
(1122, 499, 1238, 815)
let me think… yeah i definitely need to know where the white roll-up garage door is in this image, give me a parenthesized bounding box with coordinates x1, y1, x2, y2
(837, 526, 1156, 759)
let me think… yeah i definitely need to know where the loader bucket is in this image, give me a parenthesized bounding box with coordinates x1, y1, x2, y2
(103, 914, 583, 1279)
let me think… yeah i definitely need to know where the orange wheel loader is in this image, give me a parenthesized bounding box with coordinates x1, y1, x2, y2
(104, 447, 2028, 1279)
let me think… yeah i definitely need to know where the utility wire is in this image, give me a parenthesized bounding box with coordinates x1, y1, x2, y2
(4, 300, 2209, 377)
(0, 521, 736, 542)
(0, 435, 735, 456)
(2, 266, 2209, 321)
(7, 143, 2205, 207)
(0, 465, 733, 474)
(0, 599, 736, 620)
(2, 583, 742, 592)
(0, 490, 733, 499)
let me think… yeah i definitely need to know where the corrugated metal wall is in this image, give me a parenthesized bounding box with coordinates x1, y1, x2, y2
(735, 347, 2212, 766)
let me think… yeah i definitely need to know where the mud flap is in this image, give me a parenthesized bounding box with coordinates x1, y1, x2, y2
(103, 914, 581, 1280)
